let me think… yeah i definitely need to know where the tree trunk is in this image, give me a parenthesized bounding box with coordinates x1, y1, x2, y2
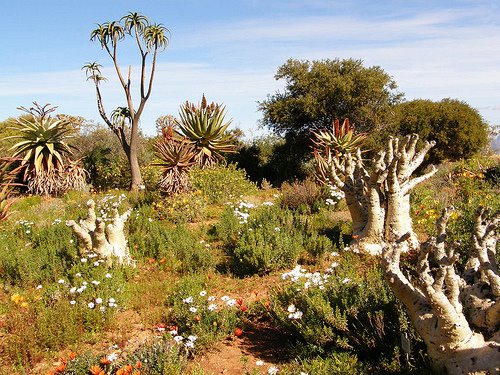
(383, 208, 499, 374)
(66, 199, 134, 266)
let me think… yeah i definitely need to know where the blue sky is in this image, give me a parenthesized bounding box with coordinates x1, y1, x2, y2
(1, 0, 499, 138)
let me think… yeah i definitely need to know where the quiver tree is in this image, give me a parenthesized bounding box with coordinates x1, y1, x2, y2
(83, 12, 169, 191)
(314, 133, 436, 254)
(66, 199, 133, 266)
(382, 207, 499, 374)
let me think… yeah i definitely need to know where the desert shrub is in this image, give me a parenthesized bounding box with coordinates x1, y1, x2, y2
(216, 200, 342, 275)
(2, 259, 127, 369)
(280, 179, 323, 212)
(127, 206, 213, 273)
(163, 274, 243, 351)
(152, 191, 207, 224)
(188, 163, 257, 204)
(0, 219, 78, 286)
(216, 202, 305, 276)
(283, 352, 361, 375)
(270, 252, 425, 370)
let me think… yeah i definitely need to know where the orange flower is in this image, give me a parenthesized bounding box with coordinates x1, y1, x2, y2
(264, 300, 271, 310)
(100, 357, 111, 365)
(253, 289, 259, 297)
(54, 363, 66, 373)
(194, 314, 201, 322)
(132, 372, 141, 375)
(45, 371, 55, 375)
(352, 234, 359, 239)
(116, 369, 126, 375)
(68, 351, 77, 360)
(135, 361, 142, 369)
(124, 364, 133, 372)
(234, 327, 243, 337)
(159, 258, 166, 264)
(147, 258, 156, 264)
(89, 365, 104, 375)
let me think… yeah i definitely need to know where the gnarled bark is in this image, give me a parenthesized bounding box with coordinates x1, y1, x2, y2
(66, 199, 134, 266)
(383, 207, 499, 374)
(315, 134, 436, 254)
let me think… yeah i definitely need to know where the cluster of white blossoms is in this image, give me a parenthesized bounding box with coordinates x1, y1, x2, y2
(325, 182, 345, 206)
(17, 219, 34, 234)
(281, 265, 331, 290)
(287, 304, 304, 320)
(182, 291, 241, 313)
(52, 260, 120, 313)
(227, 200, 275, 225)
(281, 252, 350, 291)
(173, 333, 198, 349)
(97, 193, 128, 222)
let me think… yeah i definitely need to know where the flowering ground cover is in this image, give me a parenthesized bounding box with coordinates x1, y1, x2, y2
(0, 157, 498, 374)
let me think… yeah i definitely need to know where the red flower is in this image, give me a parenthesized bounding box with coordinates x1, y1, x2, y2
(234, 327, 243, 337)
(240, 305, 248, 312)
(236, 298, 243, 306)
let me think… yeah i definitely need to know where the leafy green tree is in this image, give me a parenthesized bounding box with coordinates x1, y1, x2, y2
(258, 58, 402, 181)
(83, 12, 169, 191)
(391, 98, 489, 164)
(259, 58, 402, 136)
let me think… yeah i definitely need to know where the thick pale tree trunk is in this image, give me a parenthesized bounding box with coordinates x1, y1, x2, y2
(66, 199, 134, 266)
(316, 134, 436, 255)
(383, 208, 499, 374)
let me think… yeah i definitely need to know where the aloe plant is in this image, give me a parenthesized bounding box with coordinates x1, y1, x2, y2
(311, 118, 366, 159)
(6, 103, 77, 195)
(153, 126, 197, 195)
(311, 118, 366, 185)
(176, 95, 236, 167)
(0, 157, 22, 223)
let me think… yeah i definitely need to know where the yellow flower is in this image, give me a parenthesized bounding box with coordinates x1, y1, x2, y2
(20, 301, 29, 308)
(11, 293, 24, 304)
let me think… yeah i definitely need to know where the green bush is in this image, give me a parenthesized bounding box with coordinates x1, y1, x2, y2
(152, 191, 207, 224)
(127, 205, 214, 273)
(217, 202, 304, 276)
(270, 252, 426, 370)
(164, 275, 242, 351)
(188, 164, 257, 204)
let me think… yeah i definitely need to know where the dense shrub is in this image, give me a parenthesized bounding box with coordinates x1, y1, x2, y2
(188, 163, 257, 204)
(280, 179, 323, 212)
(270, 252, 428, 371)
(127, 205, 214, 273)
(216, 201, 338, 276)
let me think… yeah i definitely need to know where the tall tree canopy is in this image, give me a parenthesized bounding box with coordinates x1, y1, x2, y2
(257, 58, 402, 181)
(83, 12, 169, 191)
(259, 58, 402, 137)
(391, 98, 489, 164)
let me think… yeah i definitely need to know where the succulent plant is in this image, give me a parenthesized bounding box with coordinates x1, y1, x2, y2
(176, 95, 236, 167)
(311, 118, 366, 159)
(153, 126, 197, 195)
(5, 103, 78, 195)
